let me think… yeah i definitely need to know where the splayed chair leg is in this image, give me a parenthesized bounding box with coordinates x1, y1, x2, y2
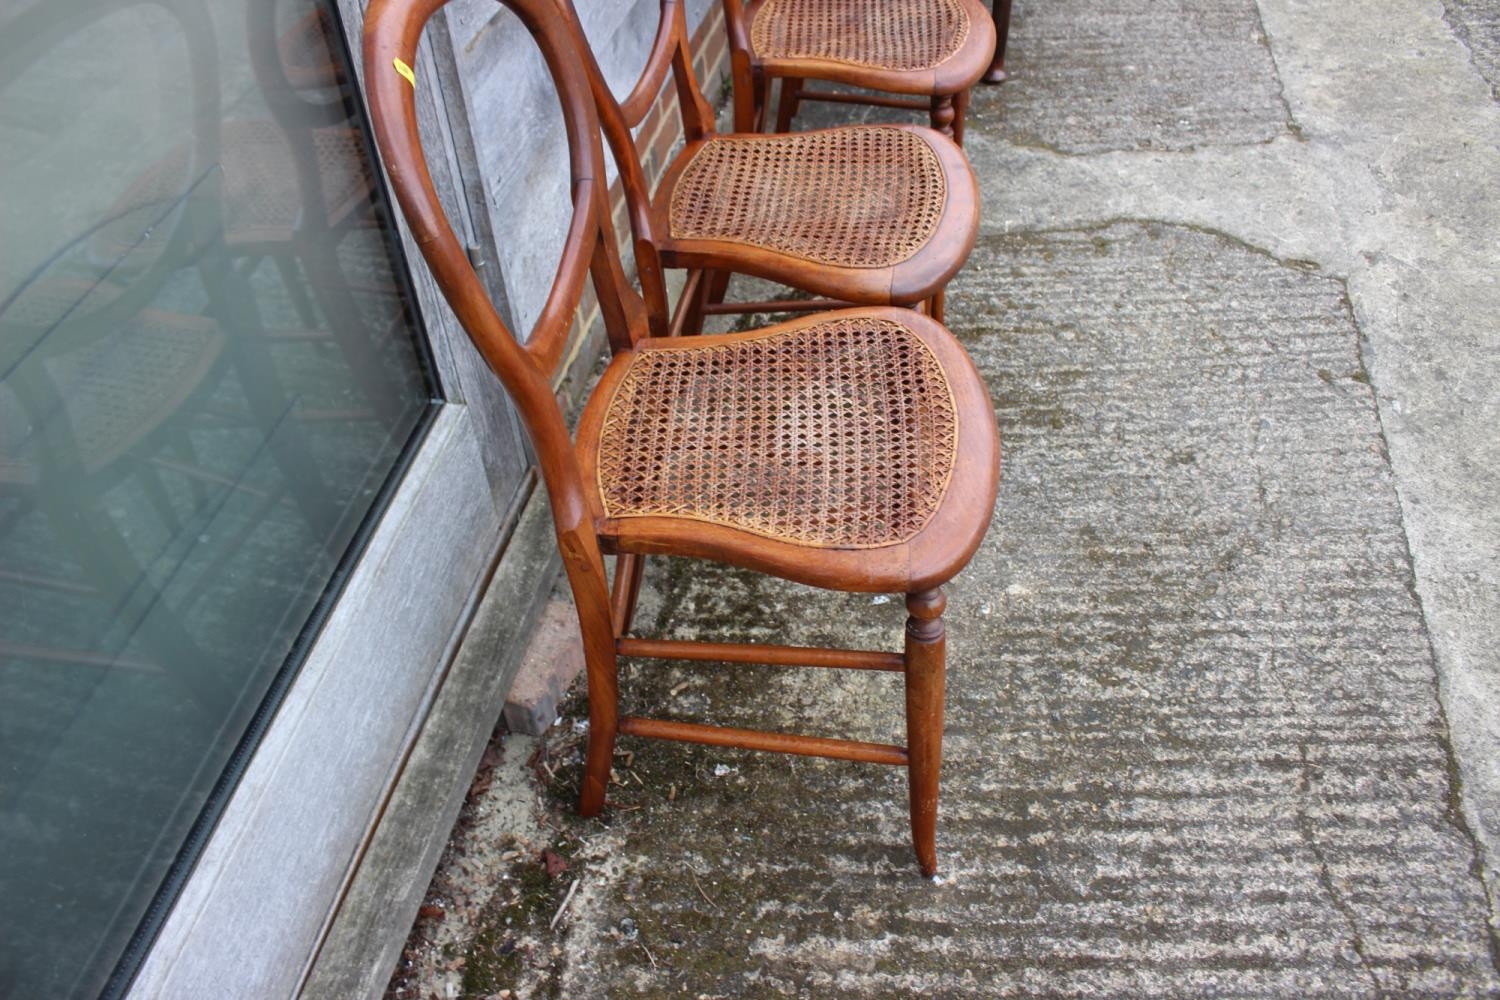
(611, 553, 647, 635)
(578, 644, 620, 817)
(904, 588, 947, 877)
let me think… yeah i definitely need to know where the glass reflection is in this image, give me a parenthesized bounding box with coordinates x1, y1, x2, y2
(0, 0, 434, 994)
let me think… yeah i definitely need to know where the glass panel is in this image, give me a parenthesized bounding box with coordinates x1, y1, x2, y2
(0, 0, 435, 995)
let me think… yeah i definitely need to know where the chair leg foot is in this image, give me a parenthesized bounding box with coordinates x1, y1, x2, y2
(578, 715, 617, 817)
(904, 588, 947, 877)
(983, 0, 1011, 85)
(578, 635, 621, 817)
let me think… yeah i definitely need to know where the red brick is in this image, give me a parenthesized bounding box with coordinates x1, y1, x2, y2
(502, 599, 584, 736)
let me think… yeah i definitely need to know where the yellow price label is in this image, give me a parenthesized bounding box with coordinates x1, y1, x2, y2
(393, 57, 416, 88)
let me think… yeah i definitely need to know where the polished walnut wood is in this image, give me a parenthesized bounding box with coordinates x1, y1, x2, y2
(619, 716, 910, 766)
(556, 0, 979, 329)
(363, 0, 999, 876)
(723, 0, 997, 145)
(617, 637, 907, 672)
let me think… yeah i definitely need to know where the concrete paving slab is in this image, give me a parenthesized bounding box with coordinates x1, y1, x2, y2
(504, 222, 1497, 997)
(388, 0, 1500, 993)
(962, 0, 1500, 937)
(971, 0, 1291, 153)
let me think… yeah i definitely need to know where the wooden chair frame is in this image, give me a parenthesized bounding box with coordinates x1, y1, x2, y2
(720, 0, 1004, 144)
(363, 0, 999, 875)
(555, 0, 980, 333)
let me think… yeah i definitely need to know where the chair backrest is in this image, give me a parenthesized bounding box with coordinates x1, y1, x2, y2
(553, 0, 717, 336)
(363, 0, 642, 663)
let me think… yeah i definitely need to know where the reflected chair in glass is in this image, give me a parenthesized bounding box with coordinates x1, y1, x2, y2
(721, 0, 997, 144)
(0, 280, 240, 714)
(0, 0, 353, 709)
(559, 0, 981, 333)
(88, 0, 415, 435)
(364, 0, 1000, 875)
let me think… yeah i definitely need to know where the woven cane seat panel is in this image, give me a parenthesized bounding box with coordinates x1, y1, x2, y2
(3, 281, 224, 474)
(596, 319, 958, 548)
(668, 127, 946, 269)
(751, 0, 971, 72)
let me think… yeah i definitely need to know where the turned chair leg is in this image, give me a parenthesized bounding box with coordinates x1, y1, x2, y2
(774, 76, 803, 132)
(953, 89, 970, 147)
(926, 288, 946, 325)
(702, 269, 731, 321)
(680, 269, 732, 335)
(929, 94, 958, 140)
(732, 59, 759, 133)
(904, 588, 947, 877)
(752, 71, 770, 132)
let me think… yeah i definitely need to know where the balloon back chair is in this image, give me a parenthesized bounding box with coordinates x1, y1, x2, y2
(556, 0, 980, 332)
(362, 0, 999, 875)
(720, 0, 1002, 143)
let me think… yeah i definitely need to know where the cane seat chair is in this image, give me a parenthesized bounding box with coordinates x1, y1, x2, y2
(558, 0, 980, 334)
(722, 0, 999, 144)
(363, 0, 999, 875)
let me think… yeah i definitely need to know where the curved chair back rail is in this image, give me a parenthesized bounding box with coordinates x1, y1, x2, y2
(363, 0, 633, 694)
(552, 0, 716, 335)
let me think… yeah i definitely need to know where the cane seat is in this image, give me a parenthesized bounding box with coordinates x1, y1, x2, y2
(579, 308, 997, 593)
(751, 0, 975, 74)
(656, 125, 978, 304)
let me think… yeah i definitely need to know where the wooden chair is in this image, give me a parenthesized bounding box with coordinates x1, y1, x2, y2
(363, 0, 1000, 876)
(721, 0, 998, 144)
(558, 0, 980, 332)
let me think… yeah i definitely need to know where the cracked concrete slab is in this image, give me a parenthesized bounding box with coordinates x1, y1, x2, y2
(964, 0, 1500, 940)
(973, 0, 1292, 153)
(517, 220, 1496, 996)
(388, 0, 1500, 994)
